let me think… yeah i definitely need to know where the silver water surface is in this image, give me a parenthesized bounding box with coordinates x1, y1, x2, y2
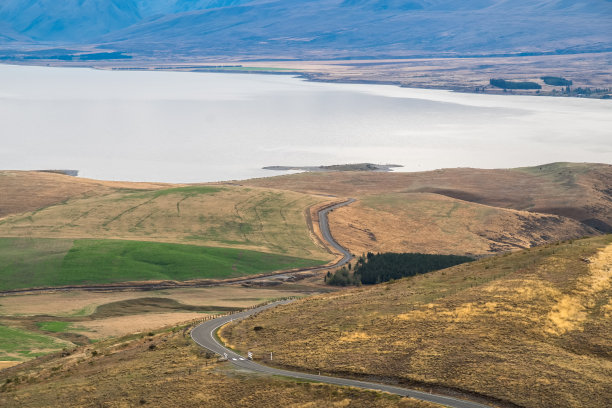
(1, 64, 610, 182)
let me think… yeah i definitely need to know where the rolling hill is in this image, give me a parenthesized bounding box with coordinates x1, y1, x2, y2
(0, 171, 334, 290)
(245, 162, 612, 255)
(221, 234, 612, 408)
(0, 320, 437, 408)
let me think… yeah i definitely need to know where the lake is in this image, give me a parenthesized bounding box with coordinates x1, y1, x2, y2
(1, 63, 610, 182)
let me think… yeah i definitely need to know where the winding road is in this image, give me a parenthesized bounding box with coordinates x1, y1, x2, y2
(316, 198, 355, 268)
(191, 301, 493, 408)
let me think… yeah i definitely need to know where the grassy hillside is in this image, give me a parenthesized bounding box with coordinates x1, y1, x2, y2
(0, 171, 166, 219)
(0, 237, 325, 291)
(0, 172, 334, 260)
(0, 321, 438, 408)
(221, 235, 612, 408)
(245, 162, 611, 255)
(329, 192, 594, 256)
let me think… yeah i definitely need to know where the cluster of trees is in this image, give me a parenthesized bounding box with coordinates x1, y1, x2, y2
(489, 79, 541, 90)
(325, 252, 473, 286)
(541, 76, 572, 86)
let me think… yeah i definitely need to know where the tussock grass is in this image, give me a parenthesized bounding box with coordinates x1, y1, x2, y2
(222, 235, 612, 408)
(0, 322, 438, 407)
(245, 163, 612, 255)
(329, 192, 593, 256)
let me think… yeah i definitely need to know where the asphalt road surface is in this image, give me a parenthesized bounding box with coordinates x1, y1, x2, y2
(317, 198, 355, 267)
(191, 301, 493, 408)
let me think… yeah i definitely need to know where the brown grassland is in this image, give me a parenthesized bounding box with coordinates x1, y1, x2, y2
(0, 284, 328, 363)
(328, 192, 593, 256)
(221, 235, 612, 408)
(0, 171, 334, 260)
(0, 171, 168, 219)
(0, 319, 439, 408)
(245, 162, 611, 256)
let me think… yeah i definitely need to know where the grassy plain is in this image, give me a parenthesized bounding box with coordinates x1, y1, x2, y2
(221, 235, 612, 408)
(0, 284, 328, 363)
(0, 322, 438, 408)
(0, 238, 324, 291)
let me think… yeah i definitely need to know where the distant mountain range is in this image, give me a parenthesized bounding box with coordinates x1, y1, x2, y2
(1, 0, 611, 59)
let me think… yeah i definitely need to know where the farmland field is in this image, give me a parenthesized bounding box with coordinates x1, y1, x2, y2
(0, 237, 326, 291)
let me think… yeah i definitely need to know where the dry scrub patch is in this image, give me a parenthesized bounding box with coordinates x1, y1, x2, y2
(222, 236, 612, 408)
(0, 323, 438, 408)
(328, 192, 592, 256)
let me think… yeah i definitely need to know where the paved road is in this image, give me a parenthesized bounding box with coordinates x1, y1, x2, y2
(317, 198, 355, 267)
(191, 301, 493, 408)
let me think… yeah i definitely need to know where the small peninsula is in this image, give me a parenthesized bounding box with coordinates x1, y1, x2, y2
(263, 163, 403, 172)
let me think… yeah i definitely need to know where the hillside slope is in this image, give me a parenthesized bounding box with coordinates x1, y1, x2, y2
(1, 0, 610, 58)
(0, 322, 437, 407)
(246, 163, 612, 232)
(245, 162, 610, 256)
(328, 192, 596, 256)
(0, 171, 333, 260)
(221, 235, 612, 408)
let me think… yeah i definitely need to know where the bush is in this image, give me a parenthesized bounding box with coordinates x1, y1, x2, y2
(325, 267, 359, 286)
(490, 78, 541, 90)
(354, 252, 473, 285)
(541, 76, 572, 86)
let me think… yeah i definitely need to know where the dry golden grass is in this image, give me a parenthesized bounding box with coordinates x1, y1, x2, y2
(0, 321, 438, 408)
(0, 174, 334, 260)
(246, 163, 611, 226)
(0, 286, 313, 317)
(245, 163, 610, 255)
(0, 284, 328, 354)
(221, 235, 612, 408)
(329, 192, 594, 256)
(0, 171, 168, 219)
(77, 312, 210, 339)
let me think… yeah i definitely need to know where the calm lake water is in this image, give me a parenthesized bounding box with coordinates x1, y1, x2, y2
(1, 64, 610, 182)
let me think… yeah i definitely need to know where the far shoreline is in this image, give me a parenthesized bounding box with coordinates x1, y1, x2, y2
(2, 52, 611, 99)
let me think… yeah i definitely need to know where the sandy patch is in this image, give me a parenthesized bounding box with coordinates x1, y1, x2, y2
(0, 361, 20, 370)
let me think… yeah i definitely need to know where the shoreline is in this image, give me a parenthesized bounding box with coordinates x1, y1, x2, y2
(2, 56, 611, 99)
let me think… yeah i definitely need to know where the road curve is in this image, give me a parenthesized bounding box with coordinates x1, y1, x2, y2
(191, 301, 493, 408)
(0, 198, 356, 295)
(316, 198, 355, 268)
